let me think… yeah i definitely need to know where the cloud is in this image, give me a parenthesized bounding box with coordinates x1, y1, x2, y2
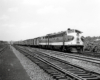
(0, 15, 9, 21)
(37, 6, 66, 15)
(20, 22, 38, 27)
(22, 0, 41, 6)
(8, 7, 18, 12)
(2, 24, 16, 28)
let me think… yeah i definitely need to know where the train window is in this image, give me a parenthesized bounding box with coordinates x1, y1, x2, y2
(75, 30, 82, 33)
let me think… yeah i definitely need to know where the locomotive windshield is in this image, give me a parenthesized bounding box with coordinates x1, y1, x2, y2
(67, 28, 74, 33)
(67, 28, 82, 34)
(75, 30, 82, 34)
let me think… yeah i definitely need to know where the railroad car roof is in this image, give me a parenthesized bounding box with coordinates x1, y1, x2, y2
(46, 31, 66, 38)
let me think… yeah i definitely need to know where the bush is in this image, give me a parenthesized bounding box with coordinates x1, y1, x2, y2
(84, 36, 100, 53)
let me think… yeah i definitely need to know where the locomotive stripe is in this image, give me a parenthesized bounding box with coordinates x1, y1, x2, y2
(39, 42, 83, 45)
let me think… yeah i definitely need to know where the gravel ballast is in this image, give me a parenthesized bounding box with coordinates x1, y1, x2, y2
(10, 46, 54, 80)
(29, 48, 100, 74)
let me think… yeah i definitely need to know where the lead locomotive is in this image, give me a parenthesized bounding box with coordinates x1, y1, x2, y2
(14, 28, 84, 52)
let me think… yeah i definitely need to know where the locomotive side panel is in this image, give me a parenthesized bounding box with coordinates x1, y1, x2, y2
(38, 36, 48, 49)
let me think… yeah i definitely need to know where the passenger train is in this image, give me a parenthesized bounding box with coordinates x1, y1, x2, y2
(14, 28, 84, 52)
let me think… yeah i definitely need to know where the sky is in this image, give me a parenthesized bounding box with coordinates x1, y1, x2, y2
(0, 0, 100, 41)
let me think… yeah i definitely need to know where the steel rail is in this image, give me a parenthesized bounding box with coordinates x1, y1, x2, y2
(14, 45, 100, 80)
(0, 45, 8, 56)
(32, 48, 100, 64)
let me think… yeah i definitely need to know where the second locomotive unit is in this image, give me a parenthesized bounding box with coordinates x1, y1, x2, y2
(14, 28, 84, 52)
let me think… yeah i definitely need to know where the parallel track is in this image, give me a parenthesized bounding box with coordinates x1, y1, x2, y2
(14, 45, 100, 80)
(0, 45, 8, 56)
(29, 48, 100, 68)
(27, 47, 100, 74)
(31, 48, 100, 63)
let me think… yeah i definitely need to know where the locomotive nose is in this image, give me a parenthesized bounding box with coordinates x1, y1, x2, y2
(81, 36, 84, 42)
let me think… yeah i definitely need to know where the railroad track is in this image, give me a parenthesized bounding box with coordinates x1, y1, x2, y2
(26, 47, 100, 74)
(14, 45, 100, 80)
(33, 48, 100, 63)
(0, 45, 8, 56)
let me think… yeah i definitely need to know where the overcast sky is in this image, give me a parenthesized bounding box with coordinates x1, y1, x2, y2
(0, 0, 100, 41)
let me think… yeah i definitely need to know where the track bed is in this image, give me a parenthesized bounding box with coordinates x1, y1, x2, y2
(14, 45, 100, 80)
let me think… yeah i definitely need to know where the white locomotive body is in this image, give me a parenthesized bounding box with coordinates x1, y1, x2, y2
(38, 28, 84, 52)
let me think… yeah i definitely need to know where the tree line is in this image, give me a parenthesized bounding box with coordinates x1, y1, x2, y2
(84, 36, 100, 53)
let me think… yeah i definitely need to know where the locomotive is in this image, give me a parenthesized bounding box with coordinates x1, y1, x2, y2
(14, 28, 84, 52)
